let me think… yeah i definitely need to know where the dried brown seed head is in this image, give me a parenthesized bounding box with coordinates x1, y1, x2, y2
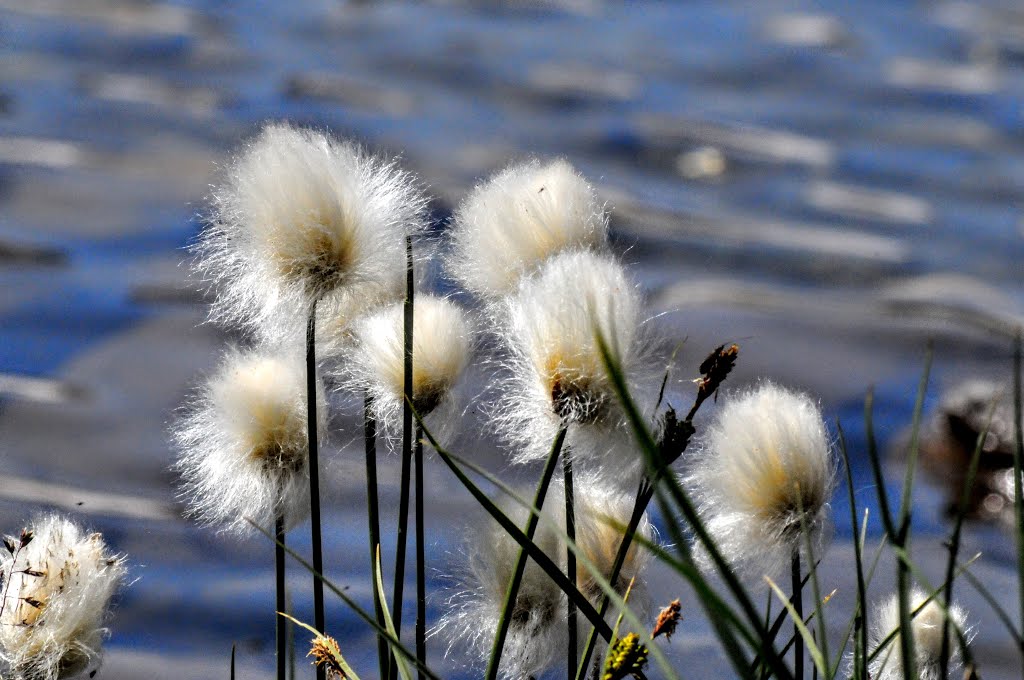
(651, 599, 682, 641)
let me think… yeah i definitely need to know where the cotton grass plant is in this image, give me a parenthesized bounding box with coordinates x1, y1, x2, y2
(173, 121, 1023, 680)
(0, 515, 126, 680)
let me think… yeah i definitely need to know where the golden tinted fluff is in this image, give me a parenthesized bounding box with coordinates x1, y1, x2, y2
(687, 382, 836, 579)
(197, 122, 428, 340)
(868, 589, 972, 680)
(446, 159, 609, 299)
(434, 498, 567, 680)
(0, 515, 126, 680)
(341, 295, 473, 439)
(173, 347, 326, 535)
(496, 250, 650, 466)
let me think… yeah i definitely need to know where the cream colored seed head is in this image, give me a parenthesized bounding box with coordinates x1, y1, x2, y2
(340, 295, 473, 440)
(495, 250, 649, 466)
(446, 158, 609, 299)
(868, 588, 972, 680)
(197, 122, 427, 342)
(173, 346, 326, 535)
(687, 381, 837, 581)
(0, 516, 126, 680)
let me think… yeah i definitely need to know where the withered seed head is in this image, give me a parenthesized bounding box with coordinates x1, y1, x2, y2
(695, 343, 739, 403)
(651, 599, 682, 641)
(309, 635, 347, 679)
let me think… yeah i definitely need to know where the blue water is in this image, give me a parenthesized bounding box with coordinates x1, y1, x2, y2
(1, 1, 1023, 678)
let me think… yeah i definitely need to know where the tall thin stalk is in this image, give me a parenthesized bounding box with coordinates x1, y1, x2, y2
(365, 395, 388, 676)
(305, 300, 326, 680)
(415, 424, 426, 680)
(486, 425, 568, 680)
(275, 515, 287, 680)
(389, 235, 415, 680)
(1014, 331, 1024, 666)
(791, 552, 803, 680)
(564, 448, 577, 679)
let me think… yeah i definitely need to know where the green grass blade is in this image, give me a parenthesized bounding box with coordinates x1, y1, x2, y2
(486, 425, 567, 680)
(278, 612, 362, 680)
(837, 422, 867, 680)
(377, 546, 413, 680)
(765, 577, 827, 677)
(594, 328, 793, 680)
(939, 396, 995, 679)
(864, 388, 896, 537)
(248, 521, 441, 680)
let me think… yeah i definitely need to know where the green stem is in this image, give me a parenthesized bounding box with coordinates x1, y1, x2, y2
(390, 234, 415, 680)
(564, 448, 577, 679)
(276, 515, 286, 680)
(792, 552, 803, 680)
(415, 425, 426, 680)
(305, 301, 326, 680)
(365, 395, 388, 677)
(486, 426, 568, 680)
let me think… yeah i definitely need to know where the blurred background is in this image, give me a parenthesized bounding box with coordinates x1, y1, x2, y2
(1, 1, 1023, 678)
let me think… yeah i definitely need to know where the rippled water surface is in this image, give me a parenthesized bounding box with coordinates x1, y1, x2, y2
(1, 1, 1023, 678)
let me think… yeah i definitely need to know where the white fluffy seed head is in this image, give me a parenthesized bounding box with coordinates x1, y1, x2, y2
(341, 295, 473, 439)
(172, 347, 326, 535)
(433, 477, 652, 679)
(868, 588, 972, 680)
(0, 515, 126, 680)
(687, 382, 837, 581)
(434, 497, 566, 680)
(446, 159, 609, 299)
(495, 250, 650, 466)
(196, 122, 428, 340)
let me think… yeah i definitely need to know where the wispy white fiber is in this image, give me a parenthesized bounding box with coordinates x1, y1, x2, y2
(196, 122, 428, 340)
(340, 294, 473, 441)
(0, 515, 126, 680)
(867, 588, 972, 680)
(686, 382, 836, 580)
(434, 497, 567, 680)
(172, 347, 326, 535)
(495, 250, 651, 467)
(433, 476, 653, 679)
(446, 159, 609, 299)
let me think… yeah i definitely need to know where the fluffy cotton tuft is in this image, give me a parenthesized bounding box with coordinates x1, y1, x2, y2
(196, 122, 428, 340)
(435, 497, 567, 680)
(173, 347, 326, 535)
(868, 588, 972, 680)
(446, 159, 609, 299)
(433, 477, 652, 679)
(495, 250, 650, 466)
(341, 295, 473, 439)
(0, 515, 126, 680)
(687, 382, 837, 580)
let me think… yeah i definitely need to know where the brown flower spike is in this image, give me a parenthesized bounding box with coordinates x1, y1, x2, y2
(651, 599, 682, 641)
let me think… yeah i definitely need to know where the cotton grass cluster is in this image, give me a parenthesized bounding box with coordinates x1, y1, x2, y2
(868, 589, 972, 680)
(341, 294, 473, 438)
(197, 123, 428, 341)
(687, 382, 837, 580)
(446, 159, 609, 300)
(173, 347, 326, 534)
(0, 516, 126, 680)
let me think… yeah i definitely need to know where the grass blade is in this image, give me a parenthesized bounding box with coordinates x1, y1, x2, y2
(378, 546, 414, 680)
(486, 426, 567, 680)
(765, 576, 827, 677)
(1014, 331, 1024, 663)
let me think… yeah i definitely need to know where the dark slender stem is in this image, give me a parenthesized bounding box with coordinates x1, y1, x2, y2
(486, 425, 568, 680)
(390, 235, 415, 680)
(365, 395, 388, 677)
(305, 302, 326, 680)
(1014, 332, 1024, 664)
(792, 552, 803, 680)
(576, 480, 653, 679)
(564, 449, 577, 679)
(275, 515, 287, 680)
(415, 425, 426, 680)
